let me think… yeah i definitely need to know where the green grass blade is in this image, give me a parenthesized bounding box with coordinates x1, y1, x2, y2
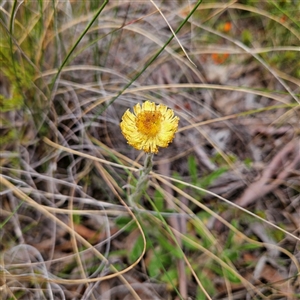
(50, 0, 109, 90)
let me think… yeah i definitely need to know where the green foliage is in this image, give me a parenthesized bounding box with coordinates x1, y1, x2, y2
(7, 291, 26, 300)
(238, 243, 261, 251)
(267, 224, 286, 242)
(182, 233, 202, 251)
(153, 189, 164, 211)
(157, 234, 183, 259)
(72, 213, 81, 225)
(186, 217, 262, 291)
(161, 268, 178, 287)
(121, 210, 184, 293)
(0, 95, 23, 113)
(188, 155, 198, 184)
(0, 124, 18, 147)
(199, 166, 228, 190)
(129, 234, 145, 264)
(211, 152, 237, 166)
(175, 154, 228, 199)
(241, 29, 253, 46)
(194, 212, 214, 249)
(145, 230, 181, 296)
(0, 201, 24, 229)
(221, 268, 241, 284)
(147, 252, 161, 278)
(243, 157, 253, 168)
(0, 47, 35, 92)
(115, 216, 137, 233)
(196, 271, 216, 300)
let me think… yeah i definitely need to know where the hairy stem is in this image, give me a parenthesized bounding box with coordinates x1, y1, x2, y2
(129, 153, 154, 207)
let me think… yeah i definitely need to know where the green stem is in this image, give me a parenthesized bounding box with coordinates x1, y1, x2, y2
(129, 153, 154, 207)
(50, 0, 109, 91)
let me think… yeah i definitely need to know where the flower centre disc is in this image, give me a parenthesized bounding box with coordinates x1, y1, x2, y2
(136, 111, 162, 137)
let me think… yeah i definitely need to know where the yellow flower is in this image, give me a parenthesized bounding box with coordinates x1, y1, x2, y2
(120, 101, 179, 153)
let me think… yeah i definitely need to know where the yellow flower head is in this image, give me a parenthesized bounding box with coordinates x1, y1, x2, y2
(120, 101, 179, 153)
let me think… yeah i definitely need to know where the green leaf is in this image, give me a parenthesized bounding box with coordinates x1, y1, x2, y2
(157, 235, 183, 259)
(148, 253, 162, 278)
(182, 234, 201, 251)
(222, 268, 241, 283)
(222, 249, 239, 262)
(72, 213, 81, 225)
(244, 157, 253, 168)
(188, 155, 198, 184)
(242, 29, 253, 46)
(153, 189, 164, 211)
(199, 166, 228, 189)
(115, 216, 137, 232)
(129, 234, 145, 264)
(210, 262, 241, 283)
(161, 268, 178, 285)
(239, 243, 261, 251)
(196, 271, 216, 300)
(194, 216, 213, 249)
